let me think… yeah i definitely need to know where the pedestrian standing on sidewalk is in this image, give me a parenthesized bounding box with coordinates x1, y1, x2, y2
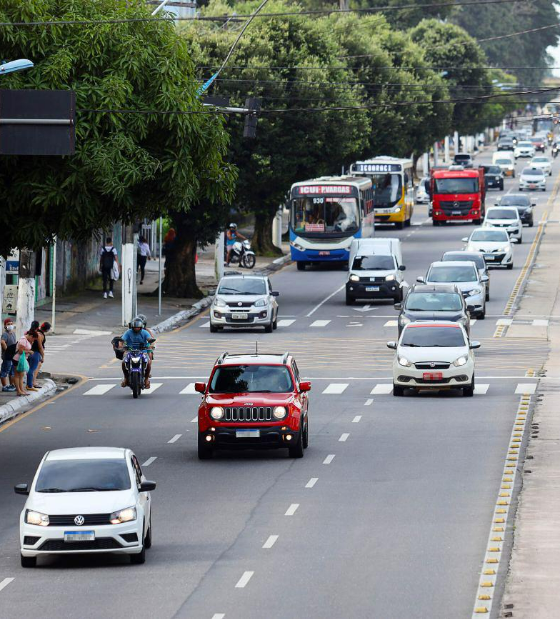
(1, 318, 17, 393)
(31, 322, 51, 388)
(25, 321, 44, 392)
(12, 332, 33, 396)
(137, 236, 151, 285)
(99, 237, 119, 299)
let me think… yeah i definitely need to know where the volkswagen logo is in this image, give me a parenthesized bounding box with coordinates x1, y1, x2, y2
(74, 515, 85, 526)
(430, 362, 436, 368)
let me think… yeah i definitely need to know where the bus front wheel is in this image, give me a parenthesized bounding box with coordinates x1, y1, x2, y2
(395, 221, 405, 230)
(297, 261, 307, 271)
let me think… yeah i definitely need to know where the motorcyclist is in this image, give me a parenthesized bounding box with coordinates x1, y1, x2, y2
(136, 314, 155, 362)
(120, 317, 155, 389)
(225, 223, 246, 266)
(553, 141, 559, 158)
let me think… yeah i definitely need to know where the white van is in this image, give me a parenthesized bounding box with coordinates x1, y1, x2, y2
(346, 238, 405, 305)
(492, 151, 515, 178)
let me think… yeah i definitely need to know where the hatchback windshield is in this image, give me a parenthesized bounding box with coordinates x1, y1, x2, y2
(35, 459, 131, 493)
(522, 168, 544, 177)
(486, 209, 518, 220)
(401, 326, 466, 347)
(427, 266, 477, 283)
(470, 230, 509, 242)
(405, 292, 463, 312)
(352, 255, 395, 270)
(210, 365, 294, 393)
(500, 195, 530, 207)
(218, 278, 266, 296)
(443, 253, 485, 269)
(434, 178, 479, 194)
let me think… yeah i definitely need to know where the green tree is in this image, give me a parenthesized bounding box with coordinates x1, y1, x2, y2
(0, 0, 236, 297)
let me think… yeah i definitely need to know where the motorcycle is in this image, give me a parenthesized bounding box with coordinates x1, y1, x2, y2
(228, 239, 256, 269)
(553, 145, 559, 159)
(124, 348, 150, 398)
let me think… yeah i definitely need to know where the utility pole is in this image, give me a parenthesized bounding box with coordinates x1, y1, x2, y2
(121, 225, 137, 327)
(339, 0, 349, 9)
(15, 249, 35, 337)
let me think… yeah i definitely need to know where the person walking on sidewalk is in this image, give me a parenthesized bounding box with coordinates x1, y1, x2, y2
(137, 236, 151, 285)
(100, 237, 119, 299)
(12, 332, 33, 396)
(1, 318, 17, 393)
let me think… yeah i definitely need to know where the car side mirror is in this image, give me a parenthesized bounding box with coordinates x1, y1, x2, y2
(299, 381, 311, 392)
(386, 341, 397, 350)
(467, 305, 475, 313)
(511, 238, 519, 244)
(14, 483, 29, 496)
(470, 341, 481, 350)
(494, 202, 499, 206)
(416, 276, 426, 284)
(271, 291, 279, 297)
(140, 480, 157, 492)
(194, 382, 206, 394)
(461, 237, 469, 243)
(481, 275, 489, 282)
(394, 302, 402, 310)
(398, 265, 406, 271)
(532, 203, 536, 206)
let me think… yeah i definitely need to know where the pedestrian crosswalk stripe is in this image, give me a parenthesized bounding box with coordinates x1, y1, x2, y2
(384, 320, 398, 327)
(496, 318, 513, 326)
(200, 321, 210, 328)
(532, 319, 549, 326)
(142, 382, 162, 395)
(180, 383, 198, 394)
(322, 383, 349, 394)
(310, 320, 331, 327)
(84, 384, 116, 396)
(474, 384, 490, 395)
(470, 319, 477, 326)
(371, 384, 393, 395)
(191, 416, 198, 423)
(515, 383, 537, 394)
(278, 319, 296, 327)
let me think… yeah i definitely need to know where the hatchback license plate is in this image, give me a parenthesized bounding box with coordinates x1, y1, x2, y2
(365, 286, 379, 292)
(64, 531, 95, 542)
(423, 372, 443, 381)
(484, 255, 495, 260)
(232, 312, 248, 320)
(236, 430, 260, 439)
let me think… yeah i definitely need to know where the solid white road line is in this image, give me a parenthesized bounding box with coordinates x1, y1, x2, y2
(235, 572, 254, 588)
(323, 454, 335, 464)
(371, 384, 393, 395)
(322, 383, 348, 394)
(142, 457, 157, 467)
(168, 434, 182, 444)
(142, 382, 162, 395)
(384, 320, 398, 327)
(84, 384, 116, 396)
(180, 383, 199, 394)
(305, 477, 318, 488)
(352, 415, 362, 423)
(263, 535, 279, 549)
(339, 433, 350, 442)
(496, 318, 513, 326)
(277, 319, 296, 327)
(310, 320, 331, 328)
(516, 383, 537, 394)
(0, 578, 14, 593)
(285, 503, 299, 516)
(306, 284, 345, 317)
(364, 398, 373, 406)
(474, 384, 490, 395)
(532, 319, 549, 326)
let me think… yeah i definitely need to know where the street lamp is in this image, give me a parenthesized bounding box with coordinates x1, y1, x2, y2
(0, 59, 34, 75)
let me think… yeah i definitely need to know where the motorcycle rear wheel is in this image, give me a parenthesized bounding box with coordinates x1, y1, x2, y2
(131, 373, 141, 399)
(242, 254, 256, 269)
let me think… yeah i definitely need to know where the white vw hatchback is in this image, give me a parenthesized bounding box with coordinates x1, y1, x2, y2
(388, 321, 480, 397)
(16, 447, 155, 567)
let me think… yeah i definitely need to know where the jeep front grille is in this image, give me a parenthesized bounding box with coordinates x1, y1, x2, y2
(224, 407, 273, 422)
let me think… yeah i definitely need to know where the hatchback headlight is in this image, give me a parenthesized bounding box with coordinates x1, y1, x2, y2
(254, 298, 267, 307)
(273, 406, 287, 420)
(349, 274, 359, 282)
(26, 510, 49, 527)
(453, 356, 468, 367)
(385, 274, 396, 282)
(210, 406, 224, 420)
(466, 288, 482, 296)
(398, 356, 412, 367)
(110, 506, 137, 525)
(214, 298, 226, 308)
(399, 316, 411, 325)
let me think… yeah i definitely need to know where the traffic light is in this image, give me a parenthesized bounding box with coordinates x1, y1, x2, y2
(243, 97, 261, 139)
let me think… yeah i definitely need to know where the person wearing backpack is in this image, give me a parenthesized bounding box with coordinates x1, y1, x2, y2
(99, 237, 119, 299)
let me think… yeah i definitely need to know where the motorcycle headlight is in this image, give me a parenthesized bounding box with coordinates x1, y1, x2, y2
(254, 298, 267, 307)
(385, 274, 396, 282)
(273, 406, 287, 420)
(453, 355, 468, 367)
(25, 510, 49, 527)
(214, 298, 226, 308)
(109, 506, 137, 525)
(349, 274, 360, 282)
(210, 406, 224, 420)
(467, 288, 482, 296)
(131, 357, 141, 364)
(399, 316, 411, 325)
(398, 356, 412, 367)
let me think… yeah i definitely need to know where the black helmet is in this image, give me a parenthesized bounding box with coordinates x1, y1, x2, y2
(131, 318, 143, 330)
(136, 314, 147, 327)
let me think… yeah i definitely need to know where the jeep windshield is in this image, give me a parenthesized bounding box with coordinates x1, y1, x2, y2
(210, 365, 294, 393)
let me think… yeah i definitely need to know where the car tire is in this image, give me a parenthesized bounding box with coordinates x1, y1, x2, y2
(474, 218, 482, 225)
(500, 182, 504, 190)
(210, 324, 219, 333)
(507, 263, 514, 270)
(130, 543, 146, 565)
(20, 554, 36, 568)
(486, 290, 490, 301)
(288, 429, 304, 458)
(518, 236, 523, 244)
(296, 262, 307, 271)
(272, 314, 278, 330)
(302, 418, 309, 449)
(529, 220, 534, 228)
(264, 322, 273, 333)
(432, 220, 439, 226)
(144, 520, 152, 549)
(463, 377, 475, 397)
(542, 188, 546, 192)
(198, 435, 213, 460)
(478, 308, 485, 320)
(395, 221, 404, 230)
(345, 293, 354, 306)
(519, 188, 523, 191)
(393, 384, 405, 396)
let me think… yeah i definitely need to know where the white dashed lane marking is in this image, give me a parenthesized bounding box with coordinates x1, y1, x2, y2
(142, 382, 162, 395)
(277, 319, 296, 327)
(83, 384, 116, 396)
(305, 478, 318, 488)
(470, 319, 477, 326)
(352, 415, 362, 423)
(322, 383, 349, 394)
(323, 454, 335, 464)
(0, 578, 14, 593)
(339, 433, 350, 442)
(263, 535, 278, 549)
(532, 319, 549, 326)
(516, 383, 537, 394)
(384, 320, 398, 327)
(474, 384, 490, 395)
(235, 572, 254, 588)
(200, 321, 210, 328)
(371, 384, 393, 395)
(168, 434, 182, 444)
(212, 614, 225, 619)
(285, 504, 299, 516)
(310, 320, 331, 328)
(180, 383, 198, 394)
(191, 416, 198, 423)
(496, 318, 513, 326)
(142, 457, 157, 467)
(364, 399, 373, 406)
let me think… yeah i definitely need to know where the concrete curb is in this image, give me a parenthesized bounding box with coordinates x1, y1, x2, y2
(0, 378, 57, 427)
(151, 253, 292, 334)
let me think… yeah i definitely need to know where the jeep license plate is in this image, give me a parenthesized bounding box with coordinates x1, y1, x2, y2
(423, 372, 443, 381)
(64, 531, 95, 542)
(236, 430, 260, 439)
(365, 286, 379, 292)
(232, 312, 248, 320)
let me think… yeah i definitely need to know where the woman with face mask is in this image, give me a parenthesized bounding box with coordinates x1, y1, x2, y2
(1, 319, 17, 392)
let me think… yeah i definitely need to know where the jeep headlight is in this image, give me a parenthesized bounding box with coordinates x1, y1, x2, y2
(210, 406, 224, 420)
(254, 298, 267, 307)
(398, 356, 412, 367)
(385, 274, 396, 282)
(109, 506, 137, 525)
(214, 298, 226, 308)
(273, 406, 287, 419)
(25, 510, 49, 527)
(349, 274, 360, 282)
(453, 355, 468, 367)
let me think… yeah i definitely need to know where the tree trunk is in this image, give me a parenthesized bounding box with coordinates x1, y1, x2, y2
(163, 216, 202, 299)
(251, 210, 282, 257)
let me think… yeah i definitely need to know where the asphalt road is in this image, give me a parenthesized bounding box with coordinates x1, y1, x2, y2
(0, 145, 555, 619)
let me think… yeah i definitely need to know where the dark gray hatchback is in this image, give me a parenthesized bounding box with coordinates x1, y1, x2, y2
(395, 284, 472, 336)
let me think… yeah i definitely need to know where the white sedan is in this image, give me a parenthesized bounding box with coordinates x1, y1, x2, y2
(529, 156, 552, 176)
(483, 206, 523, 243)
(16, 447, 155, 567)
(463, 228, 516, 269)
(388, 321, 480, 396)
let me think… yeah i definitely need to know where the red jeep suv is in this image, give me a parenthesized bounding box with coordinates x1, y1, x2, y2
(195, 352, 311, 459)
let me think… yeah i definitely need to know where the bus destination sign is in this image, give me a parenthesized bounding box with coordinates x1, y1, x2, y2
(354, 163, 401, 173)
(296, 185, 353, 195)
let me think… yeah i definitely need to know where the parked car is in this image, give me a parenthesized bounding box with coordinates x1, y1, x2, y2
(195, 352, 310, 459)
(395, 283, 471, 336)
(514, 141, 535, 159)
(441, 251, 491, 301)
(498, 194, 535, 227)
(463, 228, 516, 269)
(387, 321, 480, 397)
(482, 165, 504, 190)
(519, 167, 546, 192)
(483, 206, 523, 243)
(15, 447, 156, 567)
(529, 156, 552, 176)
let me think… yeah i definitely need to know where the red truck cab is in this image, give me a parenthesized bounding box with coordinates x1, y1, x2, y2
(195, 352, 311, 459)
(430, 167, 485, 226)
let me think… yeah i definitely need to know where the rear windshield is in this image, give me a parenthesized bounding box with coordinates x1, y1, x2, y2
(405, 292, 463, 312)
(486, 209, 518, 220)
(454, 155, 471, 162)
(401, 326, 466, 348)
(35, 459, 131, 493)
(210, 365, 293, 393)
(427, 265, 477, 283)
(443, 253, 485, 268)
(352, 255, 395, 270)
(500, 195, 530, 207)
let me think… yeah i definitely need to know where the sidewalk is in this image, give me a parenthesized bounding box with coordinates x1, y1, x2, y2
(501, 187, 560, 615)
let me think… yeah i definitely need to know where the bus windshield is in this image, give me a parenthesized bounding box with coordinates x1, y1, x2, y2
(291, 197, 359, 235)
(370, 173, 402, 209)
(434, 178, 479, 194)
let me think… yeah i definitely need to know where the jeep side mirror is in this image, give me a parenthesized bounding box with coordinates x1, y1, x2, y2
(299, 381, 311, 392)
(386, 341, 397, 350)
(394, 302, 402, 310)
(194, 382, 206, 394)
(14, 484, 29, 496)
